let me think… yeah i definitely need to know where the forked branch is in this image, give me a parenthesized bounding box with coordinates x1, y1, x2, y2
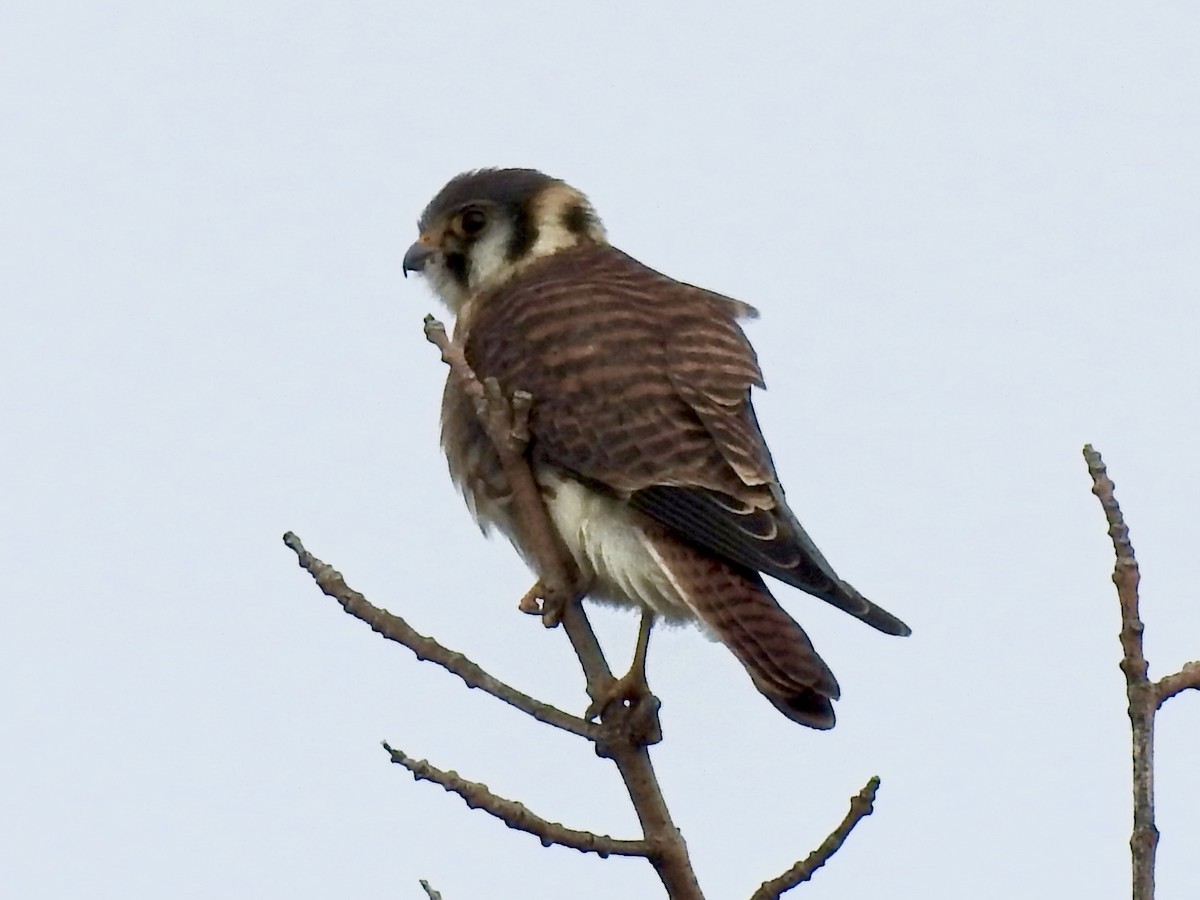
(1083, 445, 1199, 900)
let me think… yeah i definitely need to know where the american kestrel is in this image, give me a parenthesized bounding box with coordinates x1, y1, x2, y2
(404, 168, 909, 729)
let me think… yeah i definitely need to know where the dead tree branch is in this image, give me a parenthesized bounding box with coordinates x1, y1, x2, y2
(422, 314, 700, 898)
(281, 532, 595, 740)
(383, 742, 652, 858)
(1084, 444, 1198, 900)
(749, 776, 880, 900)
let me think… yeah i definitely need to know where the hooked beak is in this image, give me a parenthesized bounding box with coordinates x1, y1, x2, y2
(402, 241, 434, 278)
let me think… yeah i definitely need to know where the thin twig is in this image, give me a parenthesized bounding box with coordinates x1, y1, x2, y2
(1083, 445, 1156, 900)
(382, 742, 652, 858)
(418, 879, 442, 900)
(749, 777, 880, 900)
(282, 532, 597, 740)
(423, 316, 585, 622)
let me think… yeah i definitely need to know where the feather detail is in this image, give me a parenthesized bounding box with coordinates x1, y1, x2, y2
(643, 524, 840, 729)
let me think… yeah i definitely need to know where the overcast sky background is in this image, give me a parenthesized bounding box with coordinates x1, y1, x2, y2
(3, 3, 1198, 898)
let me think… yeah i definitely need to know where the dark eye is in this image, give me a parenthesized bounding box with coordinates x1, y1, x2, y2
(460, 208, 487, 235)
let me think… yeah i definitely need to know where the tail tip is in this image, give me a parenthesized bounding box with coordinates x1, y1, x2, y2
(765, 690, 837, 729)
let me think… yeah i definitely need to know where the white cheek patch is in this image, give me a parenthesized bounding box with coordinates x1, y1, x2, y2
(466, 196, 605, 295)
(467, 224, 520, 295)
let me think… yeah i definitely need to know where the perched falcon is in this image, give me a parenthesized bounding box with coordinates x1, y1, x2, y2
(404, 168, 909, 729)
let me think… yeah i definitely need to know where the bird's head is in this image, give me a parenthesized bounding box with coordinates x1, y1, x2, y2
(403, 168, 607, 312)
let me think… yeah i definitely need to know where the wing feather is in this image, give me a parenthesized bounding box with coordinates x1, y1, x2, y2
(460, 243, 909, 636)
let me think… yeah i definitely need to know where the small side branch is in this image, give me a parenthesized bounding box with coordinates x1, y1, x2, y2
(282, 532, 596, 741)
(749, 777, 880, 900)
(1156, 660, 1200, 708)
(382, 742, 652, 859)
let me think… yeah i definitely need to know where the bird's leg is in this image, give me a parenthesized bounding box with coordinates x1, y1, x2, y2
(586, 610, 657, 721)
(627, 608, 654, 691)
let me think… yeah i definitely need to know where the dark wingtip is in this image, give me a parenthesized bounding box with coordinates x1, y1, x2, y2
(832, 579, 912, 637)
(864, 605, 913, 637)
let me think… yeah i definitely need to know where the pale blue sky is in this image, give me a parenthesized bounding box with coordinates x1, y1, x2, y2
(3, 3, 1198, 898)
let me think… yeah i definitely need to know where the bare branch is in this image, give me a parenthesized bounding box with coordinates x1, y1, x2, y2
(418, 879, 442, 900)
(423, 316, 702, 900)
(382, 742, 651, 859)
(1156, 660, 1200, 708)
(1083, 446, 1147, 682)
(749, 777, 880, 900)
(1083, 445, 1157, 900)
(282, 532, 597, 741)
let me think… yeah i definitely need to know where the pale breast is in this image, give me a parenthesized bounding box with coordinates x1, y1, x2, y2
(539, 473, 693, 622)
(441, 374, 693, 622)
